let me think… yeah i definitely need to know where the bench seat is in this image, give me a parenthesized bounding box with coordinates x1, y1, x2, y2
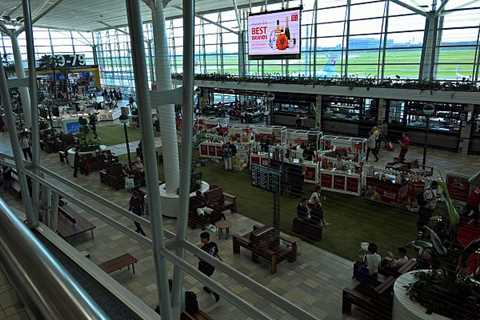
(99, 253, 138, 274)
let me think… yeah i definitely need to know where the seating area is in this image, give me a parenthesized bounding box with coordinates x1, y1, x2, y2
(342, 259, 417, 319)
(232, 225, 297, 274)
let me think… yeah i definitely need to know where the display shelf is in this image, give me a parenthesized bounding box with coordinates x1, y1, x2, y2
(199, 142, 224, 159)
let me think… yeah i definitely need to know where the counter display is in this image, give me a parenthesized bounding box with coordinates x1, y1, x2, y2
(364, 166, 430, 209)
(199, 142, 224, 159)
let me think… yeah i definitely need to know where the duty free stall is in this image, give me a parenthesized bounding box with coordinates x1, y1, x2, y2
(364, 166, 433, 210)
(318, 135, 367, 196)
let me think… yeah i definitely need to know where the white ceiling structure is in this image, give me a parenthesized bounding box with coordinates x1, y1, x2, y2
(0, 0, 479, 32)
(0, 0, 280, 32)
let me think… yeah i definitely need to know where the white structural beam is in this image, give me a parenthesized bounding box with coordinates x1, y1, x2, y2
(0, 22, 12, 36)
(15, 0, 64, 34)
(232, 0, 243, 31)
(75, 31, 92, 46)
(450, 0, 480, 10)
(172, 5, 239, 34)
(390, 0, 428, 16)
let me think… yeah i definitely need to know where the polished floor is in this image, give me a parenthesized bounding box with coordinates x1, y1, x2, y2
(0, 267, 30, 320)
(1, 132, 480, 320)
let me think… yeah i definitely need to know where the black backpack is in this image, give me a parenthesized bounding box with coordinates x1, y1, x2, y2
(185, 291, 199, 314)
(154, 291, 198, 315)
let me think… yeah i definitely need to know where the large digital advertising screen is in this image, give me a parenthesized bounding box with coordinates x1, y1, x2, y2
(248, 8, 301, 60)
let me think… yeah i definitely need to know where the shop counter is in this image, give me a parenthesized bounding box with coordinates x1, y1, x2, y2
(199, 142, 224, 159)
(365, 177, 424, 208)
(250, 152, 271, 167)
(320, 169, 362, 196)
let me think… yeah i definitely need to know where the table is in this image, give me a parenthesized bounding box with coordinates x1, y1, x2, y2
(216, 220, 230, 239)
(393, 270, 450, 320)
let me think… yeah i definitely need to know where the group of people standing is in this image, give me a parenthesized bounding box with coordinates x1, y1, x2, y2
(366, 125, 411, 163)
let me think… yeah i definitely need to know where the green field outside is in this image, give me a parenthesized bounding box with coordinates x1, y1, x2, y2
(190, 47, 476, 79)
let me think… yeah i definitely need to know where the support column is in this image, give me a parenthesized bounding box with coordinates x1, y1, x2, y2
(126, 1, 172, 319)
(420, 13, 439, 81)
(23, 0, 40, 227)
(11, 34, 32, 128)
(459, 104, 474, 154)
(171, 0, 195, 317)
(0, 61, 35, 225)
(238, 30, 246, 77)
(151, 0, 181, 213)
(147, 39, 155, 85)
(377, 98, 387, 126)
(315, 95, 322, 129)
(92, 44, 99, 66)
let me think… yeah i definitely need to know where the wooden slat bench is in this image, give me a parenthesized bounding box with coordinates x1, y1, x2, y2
(204, 186, 237, 213)
(233, 226, 297, 274)
(342, 276, 396, 320)
(57, 205, 96, 241)
(99, 253, 138, 275)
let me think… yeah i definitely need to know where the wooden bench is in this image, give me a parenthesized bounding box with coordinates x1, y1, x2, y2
(291, 217, 322, 241)
(380, 258, 417, 278)
(233, 226, 297, 274)
(57, 205, 96, 241)
(204, 186, 237, 213)
(342, 276, 396, 320)
(99, 253, 138, 275)
(181, 310, 211, 320)
(188, 196, 223, 229)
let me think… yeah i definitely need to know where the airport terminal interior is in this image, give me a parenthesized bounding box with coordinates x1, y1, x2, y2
(1, 0, 480, 320)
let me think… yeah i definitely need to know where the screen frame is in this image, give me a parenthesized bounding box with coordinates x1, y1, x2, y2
(248, 6, 302, 60)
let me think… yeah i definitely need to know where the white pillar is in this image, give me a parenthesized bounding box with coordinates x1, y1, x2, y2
(152, 0, 181, 217)
(11, 34, 32, 128)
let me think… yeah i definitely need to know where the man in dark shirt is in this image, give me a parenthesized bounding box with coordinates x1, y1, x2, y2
(129, 188, 146, 236)
(198, 232, 220, 302)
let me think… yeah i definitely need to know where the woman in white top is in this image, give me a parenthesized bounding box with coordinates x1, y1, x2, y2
(308, 185, 322, 208)
(366, 243, 382, 276)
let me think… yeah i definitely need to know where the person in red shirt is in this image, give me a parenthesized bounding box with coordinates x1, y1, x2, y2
(398, 132, 410, 162)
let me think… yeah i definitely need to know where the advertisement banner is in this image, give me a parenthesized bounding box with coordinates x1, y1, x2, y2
(248, 8, 301, 59)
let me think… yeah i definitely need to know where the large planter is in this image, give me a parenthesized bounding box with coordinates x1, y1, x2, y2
(393, 270, 451, 320)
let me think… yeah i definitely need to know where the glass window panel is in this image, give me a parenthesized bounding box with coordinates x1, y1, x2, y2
(437, 46, 476, 64)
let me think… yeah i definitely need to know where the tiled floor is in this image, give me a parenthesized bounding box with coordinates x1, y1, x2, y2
(0, 267, 30, 320)
(1, 132, 480, 320)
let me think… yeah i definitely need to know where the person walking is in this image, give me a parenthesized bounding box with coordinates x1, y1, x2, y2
(398, 132, 411, 162)
(198, 232, 220, 302)
(366, 130, 379, 162)
(73, 147, 80, 178)
(223, 142, 233, 171)
(19, 129, 32, 160)
(129, 188, 146, 236)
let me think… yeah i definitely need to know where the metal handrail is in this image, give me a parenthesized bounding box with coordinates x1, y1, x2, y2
(0, 197, 109, 320)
